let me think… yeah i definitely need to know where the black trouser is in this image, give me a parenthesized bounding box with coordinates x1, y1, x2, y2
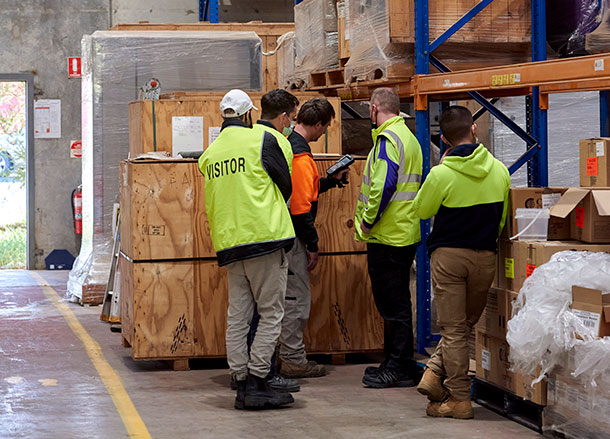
(367, 242, 417, 373)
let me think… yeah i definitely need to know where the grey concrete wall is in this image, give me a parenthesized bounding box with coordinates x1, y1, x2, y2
(0, 1, 109, 268)
(110, 0, 294, 26)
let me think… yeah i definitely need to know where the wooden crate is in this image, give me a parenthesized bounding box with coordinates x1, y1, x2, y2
(120, 157, 366, 260)
(119, 159, 214, 261)
(110, 22, 295, 92)
(388, 0, 530, 44)
(120, 252, 381, 363)
(129, 92, 342, 157)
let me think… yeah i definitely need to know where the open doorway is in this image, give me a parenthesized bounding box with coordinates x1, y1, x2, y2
(0, 74, 34, 269)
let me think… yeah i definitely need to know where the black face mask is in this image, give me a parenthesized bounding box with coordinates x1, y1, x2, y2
(371, 121, 378, 130)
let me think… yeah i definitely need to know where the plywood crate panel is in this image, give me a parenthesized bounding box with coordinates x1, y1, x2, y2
(120, 252, 382, 361)
(120, 156, 364, 260)
(129, 92, 342, 158)
(119, 159, 214, 261)
(110, 22, 295, 92)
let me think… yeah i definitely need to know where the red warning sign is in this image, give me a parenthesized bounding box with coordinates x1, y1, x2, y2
(70, 140, 82, 158)
(68, 57, 81, 78)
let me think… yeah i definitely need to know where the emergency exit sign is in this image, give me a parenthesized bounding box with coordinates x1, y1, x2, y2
(68, 57, 81, 78)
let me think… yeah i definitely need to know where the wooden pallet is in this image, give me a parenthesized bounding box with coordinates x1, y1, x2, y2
(309, 68, 345, 89)
(472, 377, 544, 433)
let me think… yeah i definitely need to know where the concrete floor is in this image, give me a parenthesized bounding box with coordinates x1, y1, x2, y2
(0, 270, 543, 439)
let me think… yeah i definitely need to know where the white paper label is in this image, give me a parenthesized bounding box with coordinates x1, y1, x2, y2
(208, 126, 221, 147)
(595, 59, 605, 71)
(514, 73, 521, 83)
(337, 1, 345, 18)
(34, 99, 61, 139)
(573, 309, 601, 335)
(172, 117, 203, 157)
(542, 193, 561, 209)
(597, 141, 605, 157)
(481, 349, 491, 371)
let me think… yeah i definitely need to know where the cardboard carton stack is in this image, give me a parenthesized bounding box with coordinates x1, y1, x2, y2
(477, 140, 610, 405)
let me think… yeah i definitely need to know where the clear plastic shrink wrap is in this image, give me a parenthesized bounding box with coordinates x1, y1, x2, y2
(506, 251, 610, 383)
(277, 32, 298, 89)
(290, 0, 339, 87)
(586, 0, 610, 53)
(344, 0, 531, 82)
(547, 0, 600, 56)
(67, 31, 263, 302)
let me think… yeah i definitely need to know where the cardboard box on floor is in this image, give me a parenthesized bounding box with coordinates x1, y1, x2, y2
(550, 188, 610, 243)
(497, 239, 610, 292)
(571, 286, 610, 338)
(579, 138, 610, 187)
(475, 331, 547, 405)
(502, 187, 570, 240)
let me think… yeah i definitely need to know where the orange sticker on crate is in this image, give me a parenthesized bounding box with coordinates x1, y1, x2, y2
(526, 264, 536, 277)
(575, 207, 585, 228)
(587, 157, 599, 176)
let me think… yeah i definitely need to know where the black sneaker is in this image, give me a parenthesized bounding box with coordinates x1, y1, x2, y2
(362, 368, 416, 388)
(364, 360, 387, 377)
(235, 373, 294, 410)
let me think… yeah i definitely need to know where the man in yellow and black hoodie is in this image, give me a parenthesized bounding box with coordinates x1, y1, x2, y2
(278, 98, 349, 379)
(413, 106, 510, 419)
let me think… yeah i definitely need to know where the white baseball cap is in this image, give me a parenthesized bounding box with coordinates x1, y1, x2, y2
(220, 89, 258, 117)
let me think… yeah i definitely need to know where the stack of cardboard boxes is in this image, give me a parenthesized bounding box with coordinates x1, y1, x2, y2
(476, 138, 610, 406)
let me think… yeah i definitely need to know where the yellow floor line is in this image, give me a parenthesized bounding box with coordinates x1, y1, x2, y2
(31, 272, 151, 439)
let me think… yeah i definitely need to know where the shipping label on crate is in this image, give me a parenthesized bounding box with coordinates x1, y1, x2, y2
(587, 157, 599, 176)
(597, 141, 606, 157)
(208, 126, 221, 146)
(172, 117, 203, 157)
(575, 207, 585, 229)
(542, 193, 562, 209)
(481, 349, 491, 371)
(526, 264, 536, 278)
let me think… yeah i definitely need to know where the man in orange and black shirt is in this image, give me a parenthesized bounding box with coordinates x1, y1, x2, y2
(278, 98, 349, 378)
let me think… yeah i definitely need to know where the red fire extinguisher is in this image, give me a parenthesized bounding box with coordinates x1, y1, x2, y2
(72, 185, 82, 235)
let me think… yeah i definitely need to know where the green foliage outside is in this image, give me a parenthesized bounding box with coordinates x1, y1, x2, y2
(0, 222, 26, 269)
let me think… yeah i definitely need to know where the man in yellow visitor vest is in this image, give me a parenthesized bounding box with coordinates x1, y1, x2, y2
(354, 88, 423, 388)
(199, 89, 298, 410)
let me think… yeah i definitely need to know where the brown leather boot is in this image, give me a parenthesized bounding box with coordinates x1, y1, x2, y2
(280, 360, 326, 378)
(417, 368, 448, 402)
(426, 397, 474, 419)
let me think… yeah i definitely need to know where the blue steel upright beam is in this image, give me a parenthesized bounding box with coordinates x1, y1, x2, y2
(414, 0, 433, 354)
(601, 91, 610, 137)
(529, 0, 548, 187)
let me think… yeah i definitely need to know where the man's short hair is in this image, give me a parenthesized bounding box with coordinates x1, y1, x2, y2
(439, 106, 474, 146)
(296, 98, 336, 126)
(260, 89, 300, 120)
(370, 88, 400, 115)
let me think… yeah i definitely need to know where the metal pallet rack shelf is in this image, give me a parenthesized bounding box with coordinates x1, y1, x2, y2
(294, 0, 610, 354)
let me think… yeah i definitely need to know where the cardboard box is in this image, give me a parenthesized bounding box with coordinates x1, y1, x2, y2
(550, 188, 610, 243)
(579, 138, 610, 187)
(476, 288, 509, 339)
(502, 187, 570, 240)
(476, 330, 547, 405)
(497, 239, 610, 292)
(571, 286, 610, 338)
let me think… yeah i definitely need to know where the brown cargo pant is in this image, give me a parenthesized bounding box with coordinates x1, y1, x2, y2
(225, 249, 288, 380)
(427, 247, 496, 401)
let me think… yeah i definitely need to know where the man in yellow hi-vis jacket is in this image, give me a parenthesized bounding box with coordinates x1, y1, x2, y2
(354, 87, 423, 389)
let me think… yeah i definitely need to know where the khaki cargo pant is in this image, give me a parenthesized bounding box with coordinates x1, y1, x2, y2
(279, 238, 311, 366)
(427, 247, 496, 401)
(225, 249, 288, 380)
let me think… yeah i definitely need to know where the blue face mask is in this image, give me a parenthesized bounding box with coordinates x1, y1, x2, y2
(283, 121, 295, 137)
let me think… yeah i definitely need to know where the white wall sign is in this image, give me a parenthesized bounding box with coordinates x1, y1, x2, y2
(34, 99, 61, 139)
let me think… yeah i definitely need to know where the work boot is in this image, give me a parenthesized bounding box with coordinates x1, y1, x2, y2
(236, 373, 294, 410)
(268, 375, 300, 393)
(362, 367, 415, 388)
(417, 368, 449, 402)
(281, 360, 326, 378)
(233, 378, 247, 410)
(426, 397, 474, 419)
(230, 374, 300, 392)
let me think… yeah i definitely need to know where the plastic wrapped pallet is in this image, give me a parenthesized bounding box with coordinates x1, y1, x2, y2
(506, 250, 610, 383)
(277, 32, 298, 89)
(544, 346, 610, 439)
(547, 0, 600, 56)
(67, 31, 262, 304)
(345, 0, 531, 83)
(290, 0, 339, 87)
(586, 0, 610, 54)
